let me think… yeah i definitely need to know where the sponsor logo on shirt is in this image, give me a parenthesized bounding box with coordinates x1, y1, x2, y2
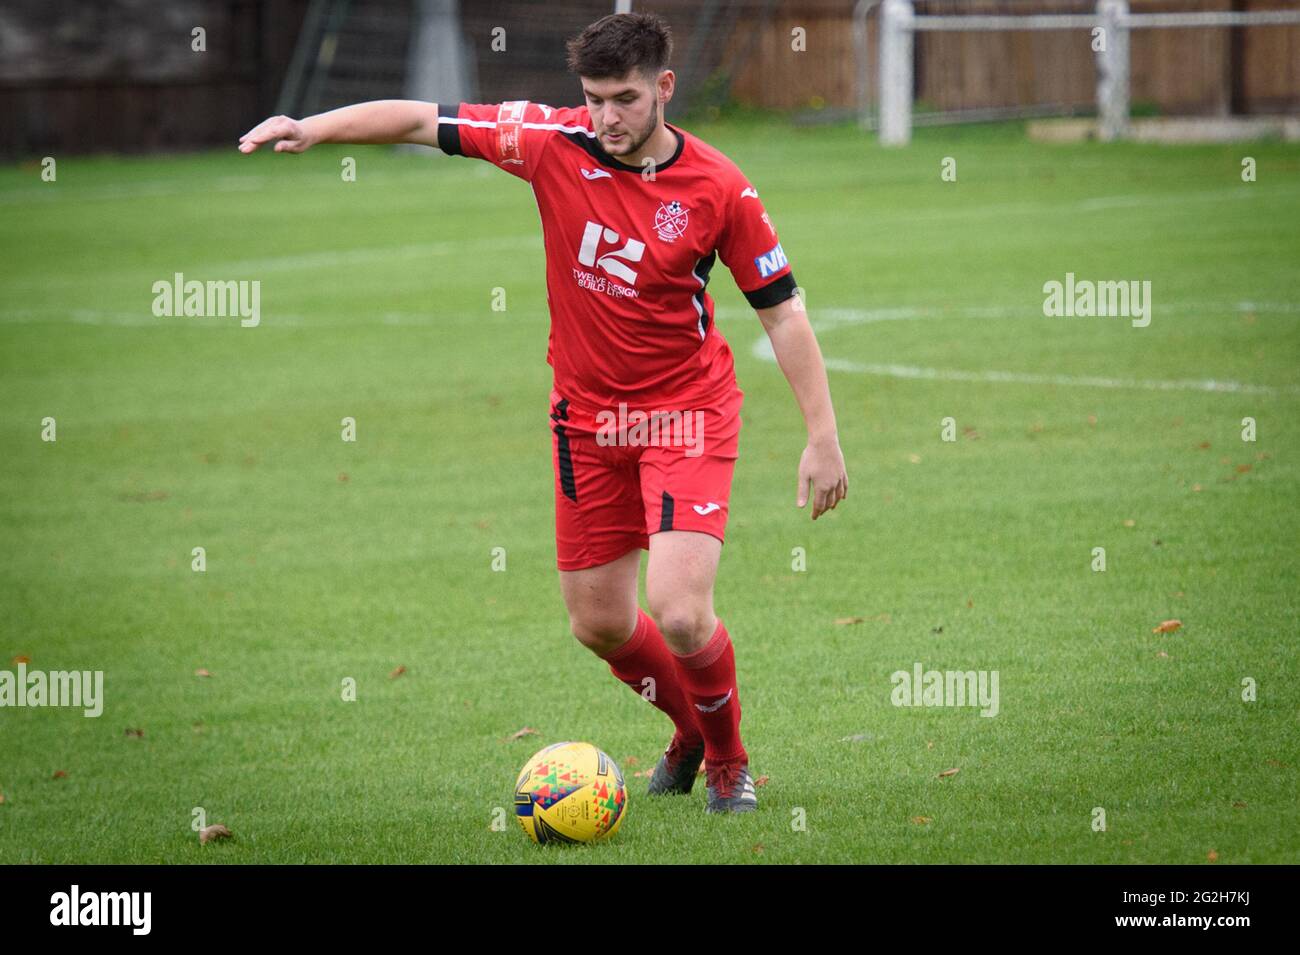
(496, 101, 527, 165)
(577, 220, 645, 286)
(754, 241, 788, 278)
(580, 167, 613, 180)
(572, 268, 639, 300)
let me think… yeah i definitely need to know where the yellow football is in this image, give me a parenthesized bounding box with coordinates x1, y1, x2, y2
(514, 741, 628, 845)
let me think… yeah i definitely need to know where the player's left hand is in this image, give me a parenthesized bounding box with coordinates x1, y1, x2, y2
(797, 435, 847, 520)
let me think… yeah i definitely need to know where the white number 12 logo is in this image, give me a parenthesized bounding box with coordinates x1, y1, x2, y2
(577, 221, 645, 285)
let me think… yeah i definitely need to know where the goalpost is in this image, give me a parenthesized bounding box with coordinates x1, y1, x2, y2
(868, 0, 1300, 145)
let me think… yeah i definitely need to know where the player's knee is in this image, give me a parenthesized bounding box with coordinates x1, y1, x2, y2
(648, 603, 712, 649)
(569, 612, 635, 656)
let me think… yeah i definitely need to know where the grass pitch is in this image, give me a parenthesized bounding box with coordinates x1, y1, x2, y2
(1, 120, 1297, 863)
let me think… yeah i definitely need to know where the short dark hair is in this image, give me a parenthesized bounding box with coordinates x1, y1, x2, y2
(565, 12, 673, 81)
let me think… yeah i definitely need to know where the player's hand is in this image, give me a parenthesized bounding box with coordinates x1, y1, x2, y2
(797, 434, 847, 520)
(238, 115, 314, 154)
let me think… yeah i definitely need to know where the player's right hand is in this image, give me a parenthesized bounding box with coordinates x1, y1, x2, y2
(238, 115, 313, 154)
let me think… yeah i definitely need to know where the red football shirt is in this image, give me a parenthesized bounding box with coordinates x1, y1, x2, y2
(436, 100, 797, 430)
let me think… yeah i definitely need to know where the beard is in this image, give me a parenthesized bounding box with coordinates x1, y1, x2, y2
(604, 110, 657, 156)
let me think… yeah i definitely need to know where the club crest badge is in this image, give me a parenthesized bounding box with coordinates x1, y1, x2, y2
(653, 200, 689, 243)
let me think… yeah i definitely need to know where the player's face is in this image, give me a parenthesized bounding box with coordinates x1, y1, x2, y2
(581, 71, 660, 157)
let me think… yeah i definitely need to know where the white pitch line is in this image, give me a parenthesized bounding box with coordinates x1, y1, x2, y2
(206, 235, 540, 275)
(747, 303, 1300, 396)
(0, 236, 543, 292)
(821, 359, 1295, 395)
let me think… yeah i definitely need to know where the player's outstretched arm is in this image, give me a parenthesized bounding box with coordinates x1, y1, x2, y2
(238, 100, 442, 154)
(755, 292, 848, 520)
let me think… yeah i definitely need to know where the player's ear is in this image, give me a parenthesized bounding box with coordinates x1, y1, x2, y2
(657, 69, 675, 105)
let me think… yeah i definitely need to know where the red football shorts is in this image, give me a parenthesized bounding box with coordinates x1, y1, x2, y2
(549, 385, 743, 571)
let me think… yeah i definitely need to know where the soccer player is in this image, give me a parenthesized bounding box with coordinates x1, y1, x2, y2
(239, 12, 847, 814)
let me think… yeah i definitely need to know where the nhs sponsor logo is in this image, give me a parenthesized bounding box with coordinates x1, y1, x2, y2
(754, 242, 787, 278)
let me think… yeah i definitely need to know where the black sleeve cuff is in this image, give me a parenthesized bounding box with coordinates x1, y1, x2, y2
(436, 103, 463, 155)
(743, 272, 798, 310)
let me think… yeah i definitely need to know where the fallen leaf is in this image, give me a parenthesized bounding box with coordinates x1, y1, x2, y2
(194, 668, 212, 678)
(751, 843, 765, 854)
(1152, 619, 1182, 634)
(966, 599, 973, 608)
(0, 792, 6, 804)
(623, 756, 639, 767)
(911, 816, 932, 825)
(52, 770, 67, 779)
(389, 664, 406, 679)
(199, 824, 233, 845)
(926, 741, 934, 750)
(1207, 849, 1219, 862)
(633, 769, 653, 778)
(834, 616, 864, 626)
(338, 472, 349, 483)
(962, 426, 981, 440)
(1233, 801, 1247, 809)
(937, 767, 960, 779)
(1196, 441, 1210, 449)
(1087, 415, 1098, 427)
(754, 775, 770, 787)
(1152, 539, 1162, 546)
(11, 655, 30, 665)
(1266, 759, 1288, 768)
(1235, 464, 1252, 473)
(124, 727, 144, 738)
(1155, 651, 1169, 658)
(506, 727, 539, 741)
(1192, 484, 1203, 492)
(908, 453, 922, 464)
(1123, 519, 1136, 528)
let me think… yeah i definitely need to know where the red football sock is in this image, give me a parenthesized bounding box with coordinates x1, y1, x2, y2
(598, 608, 703, 745)
(669, 618, 747, 765)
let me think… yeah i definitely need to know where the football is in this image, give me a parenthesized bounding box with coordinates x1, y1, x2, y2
(514, 741, 628, 845)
